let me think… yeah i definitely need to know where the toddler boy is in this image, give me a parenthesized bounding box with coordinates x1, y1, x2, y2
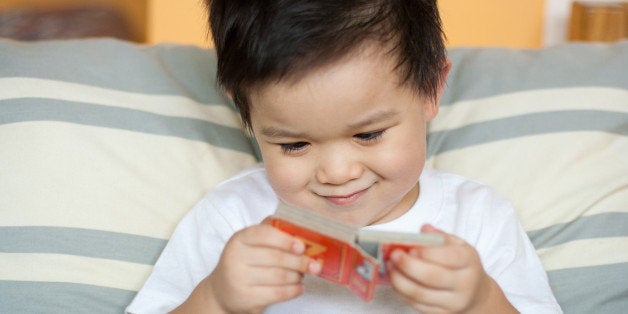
(127, 0, 562, 313)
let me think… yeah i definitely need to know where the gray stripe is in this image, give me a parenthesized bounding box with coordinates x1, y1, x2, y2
(0, 98, 255, 154)
(528, 212, 628, 249)
(3, 39, 626, 107)
(547, 263, 628, 314)
(0, 281, 134, 314)
(0, 226, 166, 265)
(2, 265, 625, 314)
(0, 38, 229, 105)
(442, 42, 628, 105)
(427, 110, 628, 157)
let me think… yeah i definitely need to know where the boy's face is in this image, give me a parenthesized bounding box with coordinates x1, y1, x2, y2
(249, 44, 445, 227)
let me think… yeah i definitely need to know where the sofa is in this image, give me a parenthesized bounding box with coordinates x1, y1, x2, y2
(0, 38, 626, 313)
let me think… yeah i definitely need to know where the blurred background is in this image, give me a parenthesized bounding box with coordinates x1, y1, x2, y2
(0, 0, 626, 48)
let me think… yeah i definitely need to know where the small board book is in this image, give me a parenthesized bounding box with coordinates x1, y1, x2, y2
(269, 202, 444, 301)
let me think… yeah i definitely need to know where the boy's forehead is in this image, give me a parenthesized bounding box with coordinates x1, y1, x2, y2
(248, 46, 422, 118)
(253, 42, 404, 93)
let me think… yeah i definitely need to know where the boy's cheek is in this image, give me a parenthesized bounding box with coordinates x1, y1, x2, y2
(264, 159, 308, 195)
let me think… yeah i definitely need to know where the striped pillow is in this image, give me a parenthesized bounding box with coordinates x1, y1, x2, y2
(0, 39, 258, 312)
(427, 41, 628, 313)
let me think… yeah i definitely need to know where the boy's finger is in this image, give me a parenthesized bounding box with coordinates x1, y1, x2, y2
(245, 267, 305, 286)
(243, 245, 321, 275)
(239, 224, 306, 254)
(419, 223, 441, 234)
(389, 250, 455, 289)
(260, 216, 277, 226)
(229, 284, 304, 313)
(418, 243, 476, 269)
(389, 263, 457, 308)
(418, 225, 474, 269)
(420, 224, 465, 245)
(251, 283, 305, 306)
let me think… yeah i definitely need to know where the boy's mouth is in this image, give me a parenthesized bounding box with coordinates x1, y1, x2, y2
(324, 188, 368, 206)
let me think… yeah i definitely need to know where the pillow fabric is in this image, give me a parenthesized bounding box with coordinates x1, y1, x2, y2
(2, 38, 626, 313)
(428, 41, 628, 314)
(0, 38, 258, 313)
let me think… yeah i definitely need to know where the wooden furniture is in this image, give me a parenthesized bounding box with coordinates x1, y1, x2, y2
(0, 0, 207, 46)
(0, 6, 134, 41)
(569, 1, 627, 43)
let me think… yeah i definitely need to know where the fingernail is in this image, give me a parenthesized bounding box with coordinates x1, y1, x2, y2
(390, 250, 402, 262)
(309, 261, 322, 274)
(292, 240, 305, 254)
(409, 248, 421, 257)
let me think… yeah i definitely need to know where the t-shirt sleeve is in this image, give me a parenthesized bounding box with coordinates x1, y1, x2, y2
(126, 166, 276, 313)
(125, 196, 230, 313)
(476, 193, 563, 313)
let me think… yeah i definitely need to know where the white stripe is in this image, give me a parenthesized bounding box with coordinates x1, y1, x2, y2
(0, 253, 152, 291)
(0, 122, 258, 238)
(536, 237, 628, 271)
(0, 77, 242, 128)
(427, 132, 628, 230)
(433, 87, 628, 132)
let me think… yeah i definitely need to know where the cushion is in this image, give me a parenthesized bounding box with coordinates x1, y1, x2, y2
(0, 38, 258, 312)
(428, 41, 628, 314)
(2, 37, 626, 313)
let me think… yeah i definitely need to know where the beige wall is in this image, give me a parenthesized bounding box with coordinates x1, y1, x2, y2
(148, 0, 547, 48)
(146, 0, 210, 47)
(1, 0, 547, 48)
(440, 0, 546, 48)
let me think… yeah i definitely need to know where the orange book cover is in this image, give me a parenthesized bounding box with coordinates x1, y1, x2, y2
(269, 202, 444, 301)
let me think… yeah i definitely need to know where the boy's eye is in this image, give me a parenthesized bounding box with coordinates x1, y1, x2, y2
(280, 141, 309, 153)
(354, 130, 384, 142)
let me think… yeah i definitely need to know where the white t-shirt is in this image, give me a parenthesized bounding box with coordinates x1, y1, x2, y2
(127, 164, 562, 313)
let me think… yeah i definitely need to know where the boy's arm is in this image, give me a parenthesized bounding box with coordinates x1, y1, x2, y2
(387, 224, 517, 314)
(171, 223, 321, 314)
(171, 277, 225, 314)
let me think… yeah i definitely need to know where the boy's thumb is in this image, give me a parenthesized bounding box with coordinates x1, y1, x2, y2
(420, 223, 443, 234)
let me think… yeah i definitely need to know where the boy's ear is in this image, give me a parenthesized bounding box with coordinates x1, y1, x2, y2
(438, 58, 452, 97)
(425, 58, 452, 121)
(225, 90, 234, 100)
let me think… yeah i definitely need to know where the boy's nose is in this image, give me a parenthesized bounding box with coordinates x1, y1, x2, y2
(315, 151, 363, 185)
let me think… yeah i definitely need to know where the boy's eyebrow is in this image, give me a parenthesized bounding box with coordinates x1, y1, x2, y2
(259, 110, 400, 138)
(348, 109, 400, 129)
(259, 127, 307, 139)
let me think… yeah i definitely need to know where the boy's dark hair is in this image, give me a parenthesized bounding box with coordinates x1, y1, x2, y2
(206, 0, 447, 130)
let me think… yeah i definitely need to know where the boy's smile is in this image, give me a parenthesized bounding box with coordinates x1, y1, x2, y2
(250, 44, 442, 227)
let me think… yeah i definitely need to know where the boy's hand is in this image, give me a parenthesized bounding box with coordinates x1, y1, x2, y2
(203, 221, 322, 313)
(387, 225, 517, 314)
(175, 223, 321, 313)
